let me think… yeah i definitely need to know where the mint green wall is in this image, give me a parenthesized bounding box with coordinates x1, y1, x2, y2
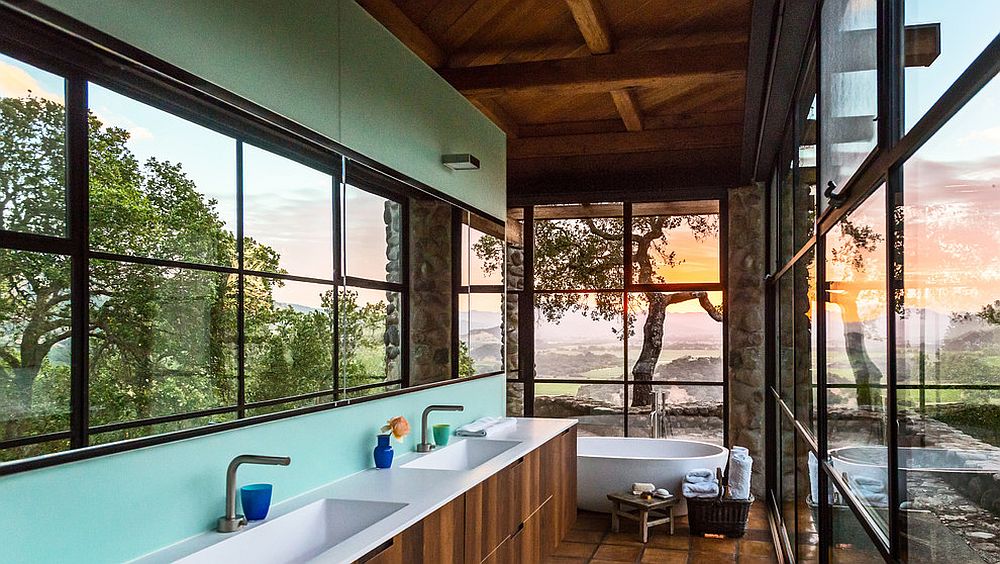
(338, 1, 507, 218)
(38, 0, 507, 218)
(1, 375, 505, 563)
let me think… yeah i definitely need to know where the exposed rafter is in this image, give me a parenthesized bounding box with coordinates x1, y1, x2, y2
(508, 124, 741, 159)
(564, 0, 645, 132)
(609, 89, 644, 131)
(565, 0, 613, 54)
(438, 44, 746, 97)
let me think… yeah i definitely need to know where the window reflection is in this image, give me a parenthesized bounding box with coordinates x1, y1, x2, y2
(825, 183, 889, 533)
(896, 74, 1000, 562)
(819, 0, 878, 211)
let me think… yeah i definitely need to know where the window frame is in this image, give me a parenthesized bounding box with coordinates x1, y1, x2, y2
(764, 2, 1000, 561)
(514, 198, 729, 442)
(0, 6, 502, 475)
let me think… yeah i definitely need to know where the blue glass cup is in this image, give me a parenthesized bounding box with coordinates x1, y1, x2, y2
(240, 483, 273, 521)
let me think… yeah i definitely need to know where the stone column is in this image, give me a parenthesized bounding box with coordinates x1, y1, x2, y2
(384, 201, 402, 377)
(505, 242, 524, 415)
(727, 184, 766, 495)
(407, 200, 453, 385)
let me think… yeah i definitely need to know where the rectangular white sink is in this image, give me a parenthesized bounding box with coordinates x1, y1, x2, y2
(175, 498, 407, 564)
(401, 439, 521, 471)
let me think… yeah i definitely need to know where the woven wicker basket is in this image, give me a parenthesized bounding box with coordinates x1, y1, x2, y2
(685, 467, 754, 538)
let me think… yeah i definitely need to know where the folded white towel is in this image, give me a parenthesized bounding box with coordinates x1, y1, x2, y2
(727, 452, 753, 500)
(730, 446, 749, 458)
(808, 452, 820, 504)
(684, 468, 715, 483)
(853, 476, 885, 493)
(455, 417, 516, 437)
(682, 481, 720, 498)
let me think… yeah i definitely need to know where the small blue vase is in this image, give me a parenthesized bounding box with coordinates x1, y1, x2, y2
(374, 434, 394, 469)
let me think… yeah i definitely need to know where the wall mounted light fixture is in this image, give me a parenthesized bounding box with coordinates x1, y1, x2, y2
(442, 153, 480, 171)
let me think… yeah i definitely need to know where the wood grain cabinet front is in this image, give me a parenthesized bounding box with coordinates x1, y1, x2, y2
(355, 495, 465, 564)
(355, 422, 577, 564)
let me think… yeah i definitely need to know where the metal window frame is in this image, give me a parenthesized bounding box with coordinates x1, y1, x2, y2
(764, 1, 1000, 562)
(519, 197, 728, 443)
(0, 5, 502, 475)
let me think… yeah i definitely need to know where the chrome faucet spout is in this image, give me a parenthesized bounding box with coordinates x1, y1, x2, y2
(218, 454, 291, 533)
(416, 404, 464, 453)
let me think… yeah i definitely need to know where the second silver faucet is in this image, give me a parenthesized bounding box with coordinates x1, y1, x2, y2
(416, 404, 464, 452)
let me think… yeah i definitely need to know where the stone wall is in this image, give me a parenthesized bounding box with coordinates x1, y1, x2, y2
(727, 184, 766, 494)
(408, 200, 453, 385)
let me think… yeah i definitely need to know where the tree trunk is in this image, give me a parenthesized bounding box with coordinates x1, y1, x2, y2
(842, 323, 884, 410)
(631, 293, 666, 408)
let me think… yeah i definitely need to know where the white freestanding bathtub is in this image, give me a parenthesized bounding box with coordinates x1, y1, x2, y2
(577, 437, 729, 515)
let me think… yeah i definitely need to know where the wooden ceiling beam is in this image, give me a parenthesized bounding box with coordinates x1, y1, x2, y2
(356, 0, 446, 68)
(438, 44, 747, 97)
(564, 0, 646, 132)
(508, 200, 720, 220)
(469, 96, 520, 138)
(508, 124, 741, 159)
(609, 89, 644, 131)
(565, 0, 613, 54)
(518, 109, 744, 137)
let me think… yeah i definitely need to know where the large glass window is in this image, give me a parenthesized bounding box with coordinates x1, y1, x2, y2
(88, 84, 238, 266)
(819, 0, 878, 210)
(0, 46, 449, 466)
(896, 73, 1000, 561)
(0, 54, 66, 238)
(525, 201, 724, 440)
(825, 183, 889, 533)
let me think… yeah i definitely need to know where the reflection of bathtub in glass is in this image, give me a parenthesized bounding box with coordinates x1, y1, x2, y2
(829, 445, 1000, 505)
(831, 445, 1000, 475)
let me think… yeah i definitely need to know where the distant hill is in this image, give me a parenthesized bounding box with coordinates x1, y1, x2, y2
(535, 309, 722, 346)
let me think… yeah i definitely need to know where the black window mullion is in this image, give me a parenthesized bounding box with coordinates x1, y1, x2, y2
(236, 140, 246, 419)
(623, 202, 632, 436)
(67, 76, 89, 449)
(400, 194, 410, 387)
(720, 195, 730, 447)
(522, 207, 535, 416)
(332, 163, 342, 401)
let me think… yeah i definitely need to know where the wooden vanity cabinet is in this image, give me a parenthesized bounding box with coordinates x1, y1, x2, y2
(358, 495, 465, 564)
(354, 422, 577, 564)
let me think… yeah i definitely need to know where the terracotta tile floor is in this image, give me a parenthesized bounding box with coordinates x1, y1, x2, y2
(547, 504, 778, 564)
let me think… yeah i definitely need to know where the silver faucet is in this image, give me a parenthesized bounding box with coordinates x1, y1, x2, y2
(217, 454, 291, 533)
(416, 404, 464, 452)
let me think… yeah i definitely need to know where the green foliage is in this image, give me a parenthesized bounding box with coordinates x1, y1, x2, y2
(458, 341, 475, 377)
(0, 94, 391, 458)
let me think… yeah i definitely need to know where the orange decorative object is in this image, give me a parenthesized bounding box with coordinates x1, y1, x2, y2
(381, 416, 411, 441)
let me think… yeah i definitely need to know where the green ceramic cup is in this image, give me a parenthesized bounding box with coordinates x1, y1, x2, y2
(432, 424, 451, 446)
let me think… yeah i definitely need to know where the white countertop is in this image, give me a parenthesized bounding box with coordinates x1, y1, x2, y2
(136, 417, 576, 564)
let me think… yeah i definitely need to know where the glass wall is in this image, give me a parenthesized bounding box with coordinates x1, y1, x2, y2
(768, 3, 1000, 562)
(0, 41, 506, 468)
(511, 201, 726, 442)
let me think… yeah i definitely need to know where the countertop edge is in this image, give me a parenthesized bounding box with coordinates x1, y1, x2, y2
(133, 417, 577, 564)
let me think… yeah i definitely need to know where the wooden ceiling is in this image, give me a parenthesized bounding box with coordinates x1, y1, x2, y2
(358, 0, 752, 202)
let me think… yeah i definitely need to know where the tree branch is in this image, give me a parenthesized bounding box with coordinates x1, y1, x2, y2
(663, 291, 723, 322)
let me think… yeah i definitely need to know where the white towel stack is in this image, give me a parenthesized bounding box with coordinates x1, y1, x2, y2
(850, 475, 889, 507)
(728, 447, 753, 501)
(455, 417, 516, 437)
(681, 468, 720, 498)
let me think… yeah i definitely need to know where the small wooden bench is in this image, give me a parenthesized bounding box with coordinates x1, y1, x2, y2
(606, 491, 679, 543)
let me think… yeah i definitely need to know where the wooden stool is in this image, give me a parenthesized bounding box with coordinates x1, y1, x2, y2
(606, 491, 679, 543)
